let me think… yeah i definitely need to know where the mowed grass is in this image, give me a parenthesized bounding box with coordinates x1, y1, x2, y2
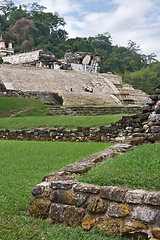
(0, 114, 129, 130)
(0, 140, 116, 240)
(0, 97, 50, 118)
(0, 97, 131, 130)
(77, 143, 160, 191)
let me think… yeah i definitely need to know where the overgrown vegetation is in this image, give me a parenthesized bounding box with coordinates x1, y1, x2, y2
(77, 143, 160, 191)
(0, 140, 116, 240)
(0, 0, 160, 94)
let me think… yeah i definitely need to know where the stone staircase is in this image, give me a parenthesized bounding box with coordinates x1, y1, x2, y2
(0, 64, 149, 105)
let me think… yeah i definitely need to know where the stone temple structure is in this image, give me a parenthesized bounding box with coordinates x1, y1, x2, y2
(0, 35, 14, 56)
(0, 64, 149, 105)
(0, 37, 149, 105)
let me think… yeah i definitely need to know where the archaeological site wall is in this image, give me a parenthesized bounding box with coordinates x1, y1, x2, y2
(0, 87, 63, 105)
(0, 85, 160, 239)
(28, 86, 160, 239)
(47, 106, 141, 116)
(0, 64, 149, 106)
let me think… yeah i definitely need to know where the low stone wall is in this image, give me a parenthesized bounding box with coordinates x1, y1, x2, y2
(29, 142, 160, 240)
(0, 113, 150, 142)
(0, 89, 63, 105)
(48, 106, 141, 116)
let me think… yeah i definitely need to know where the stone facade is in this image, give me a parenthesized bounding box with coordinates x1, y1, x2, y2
(57, 52, 104, 73)
(2, 48, 56, 68)
(0, 35, 14, 56)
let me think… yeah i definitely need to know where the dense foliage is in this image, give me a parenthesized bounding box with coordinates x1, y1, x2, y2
(0, 0, 160, 94)
(0, 54, 3, 63)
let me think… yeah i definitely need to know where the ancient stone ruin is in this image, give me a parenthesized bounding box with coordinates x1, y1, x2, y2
(0, 35, 149, 105)
(0, 35, 14, 56)
(27, 87, 160, 239)
(57, 52, 104, 73)
(3, 48, 57, 68)
(0, 64, 149, 105)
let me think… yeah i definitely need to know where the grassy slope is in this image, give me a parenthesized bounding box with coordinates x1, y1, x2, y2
(0, 114, 129, 130)
(0, 97, 131, 130)
(0, 97, 50, 118)
(0, 140, 115, 240)
(77, 143, 160, 191)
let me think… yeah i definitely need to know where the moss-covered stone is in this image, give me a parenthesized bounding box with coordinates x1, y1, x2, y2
(96, 218, 122, 236)
(108, 203, 131, 217)
(82, 214, 96, 230)
(64, 206, 85, 226)
(29, 198, 51, 219)
(87, 197, 108, 214)
(152, 227, 160, 239)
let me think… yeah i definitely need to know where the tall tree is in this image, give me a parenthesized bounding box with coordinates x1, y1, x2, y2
(0, 0, 17, 19)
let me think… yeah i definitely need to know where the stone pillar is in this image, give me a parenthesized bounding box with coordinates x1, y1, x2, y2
(8, 42, 13, 49)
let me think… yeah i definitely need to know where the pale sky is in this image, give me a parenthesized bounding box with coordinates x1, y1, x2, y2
(14, 0, 160, 60)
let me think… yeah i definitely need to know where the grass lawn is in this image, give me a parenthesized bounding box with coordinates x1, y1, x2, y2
(77, 143, 160, 191)
(0, 97, 50, 118)
(0, 114, 129, 130)
(0, 140, 117, 240)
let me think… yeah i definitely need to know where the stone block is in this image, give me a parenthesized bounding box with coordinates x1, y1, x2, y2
(151, 126, 160, 133)
(82, 55, 91, 65)
(96, 218, 122, 236)
(64, 206, 85, 226)
(87, 197, 108, 214)
(108, 203, 131, 217)
(50, 190, 88, 207)
(29, 198, 51, 219)
(82, 214, 96, 230)
(123, 220, 148, 233)
(100, 186, 128, 202)
(44, 185, 51, 197)
(132, 206, 159, 223)
(149, 112, 157, 122)
(32, 182, 50, 196)
(73, 183, 100, 194)
(152, 227, 160, 239)
(49, 203, 65, 222)
(145, 191, 160, 206)
(51, 180, 76, 190)
(125, 190, 148, 204)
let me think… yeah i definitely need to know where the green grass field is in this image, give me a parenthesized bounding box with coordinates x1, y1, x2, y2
(0, 140, 116, 240)
(0, 97, 50, 118)
(0, 96, 157, 239)
(0, 114, 129, 130)
(77, 143, 160, 191)
(0, 97, 131, 130)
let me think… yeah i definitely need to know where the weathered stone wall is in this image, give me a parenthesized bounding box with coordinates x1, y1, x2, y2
(0, 112, 150, 142)
(2, 48, 56, 67)
(48, 106, 141, 116)
(70, 63, 100, 73)
(0, 89, 63, 105)
(29, 141, 160, 240)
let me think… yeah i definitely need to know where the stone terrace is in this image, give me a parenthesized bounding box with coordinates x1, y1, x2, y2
(0, 64, 148, 105)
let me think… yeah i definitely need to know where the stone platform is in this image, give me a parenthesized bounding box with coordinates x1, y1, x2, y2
(0, 64, 149, 105)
